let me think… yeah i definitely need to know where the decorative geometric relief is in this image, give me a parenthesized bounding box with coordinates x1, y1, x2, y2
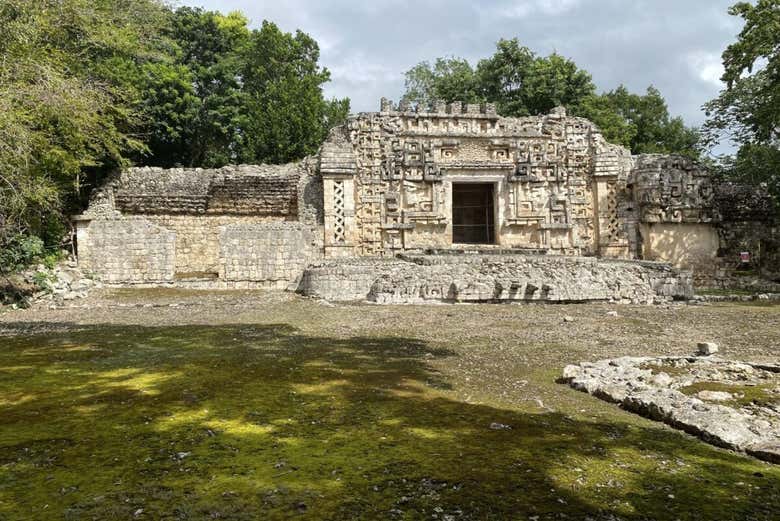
(333, 180, 346, 244)
(604, 182, 623, 243)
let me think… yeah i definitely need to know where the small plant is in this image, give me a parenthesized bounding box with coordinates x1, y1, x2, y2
(31, 271, 55, 293)
(42, 250, 65, 270)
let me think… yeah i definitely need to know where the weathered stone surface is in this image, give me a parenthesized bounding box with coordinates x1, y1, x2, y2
(698, 342, 719, 356)
(73, 161, 324, 287)
(111, 164, 302, 217)
(300, 254, 692, 303)
(560, 356, 780, 463)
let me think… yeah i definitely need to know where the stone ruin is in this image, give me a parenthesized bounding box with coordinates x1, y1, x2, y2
(561, 356, 780, 463)
(73, 100, 779, 302)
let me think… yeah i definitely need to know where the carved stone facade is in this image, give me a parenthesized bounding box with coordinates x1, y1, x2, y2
(320, 101, 635, 258)
(318, 101, 777, 284)
(73, 99, 777, 299)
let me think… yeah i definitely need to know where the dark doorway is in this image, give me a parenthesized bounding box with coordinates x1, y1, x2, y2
(452, 183, 495, 244)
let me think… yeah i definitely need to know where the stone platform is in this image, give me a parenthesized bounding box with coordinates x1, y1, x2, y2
(561, 356, 780, 463)
(299, 253, 693, 304)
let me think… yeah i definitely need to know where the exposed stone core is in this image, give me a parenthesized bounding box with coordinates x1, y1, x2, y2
(561, 356, 780, 463)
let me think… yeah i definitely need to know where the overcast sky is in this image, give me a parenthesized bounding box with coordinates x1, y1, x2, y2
(179, 0, 742, 131)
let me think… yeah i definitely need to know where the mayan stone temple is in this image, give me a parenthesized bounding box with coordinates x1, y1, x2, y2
(74, 99, 777, 304)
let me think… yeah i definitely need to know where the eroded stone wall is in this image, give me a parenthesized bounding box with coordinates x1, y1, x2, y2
(220, 222, 320, 288)
(77, 218, 176, 283)
(75, 163, 323, 286)
(300, 254, 692, 303)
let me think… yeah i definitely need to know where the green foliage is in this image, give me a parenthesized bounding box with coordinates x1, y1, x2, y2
(42, 250, 65, 270)
(477, 40, 596, 117)
(0, 235, 44, 275)
(713, 143, 780, 204)
(403, 40, 596, 116)
(156, 7, 251, 167)
(403, 58, 482, 106)
(704, 1, 780, 204)
(576, 86, 700, 157)
(31, 270, 55, 292)
(135, 9, 349, 168)
(0, 1, 347, 273)
(402, 39, 698, 156)
(0, 0, 169, 271)
(239, 21, 347, 164)
(574, 93, 637, 149)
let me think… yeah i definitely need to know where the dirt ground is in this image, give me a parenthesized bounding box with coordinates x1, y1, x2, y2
(3, 289, 779, 404)
(1, 289, 779, 520)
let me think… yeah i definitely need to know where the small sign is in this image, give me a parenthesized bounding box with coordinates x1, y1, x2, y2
(740, 252, 751, 263)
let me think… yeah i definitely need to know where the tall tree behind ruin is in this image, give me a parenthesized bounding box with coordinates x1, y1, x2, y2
(0, 0, 170, 258)
(0, 2, 349, 274)
(703, 0, 780, 206)
(141, 9, 350, 168)
(402, 39, 699, 157)
(239, 21, 350, 165)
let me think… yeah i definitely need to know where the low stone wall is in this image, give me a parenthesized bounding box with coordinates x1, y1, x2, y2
(300, 258, 409, 301)
(300, 254, 693, 303)
(77, 217, 321, 288)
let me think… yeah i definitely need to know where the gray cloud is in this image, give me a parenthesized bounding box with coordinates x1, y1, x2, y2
(179, 0, 741, 128)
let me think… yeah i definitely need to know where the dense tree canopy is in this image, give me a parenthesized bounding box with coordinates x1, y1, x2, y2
(703, 0, 780, 203)
(402, 39, 699, 157)
(0, 1, 349, 268)
(0, 0, 168, 255)
(578, 87, 700, 157)
(241, 21, 349, 164)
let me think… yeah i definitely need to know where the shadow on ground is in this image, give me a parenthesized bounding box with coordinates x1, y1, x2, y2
(0, 323, 778, 520)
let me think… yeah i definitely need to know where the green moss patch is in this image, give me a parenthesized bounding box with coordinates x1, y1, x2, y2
(680, 381, 779, 408)
(0, 324, 779, 519)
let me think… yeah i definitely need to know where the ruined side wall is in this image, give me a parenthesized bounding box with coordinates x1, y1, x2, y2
(639, 223, 720, 275)
(713, 183, 780, 286)
(75, 161, 324, 286)
(145, 215, 287, 277)
(629, 157, 779, 286)
(220, 222, 320, 288)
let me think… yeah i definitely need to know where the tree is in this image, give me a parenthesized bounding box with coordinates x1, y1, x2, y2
(159, 7, 251, 167)
(476, 40, 596, 116)
(703, 0, 780, 203)
(575, 93, 637, 149)
(143, 10, 350, 167)
(401, 40, 697, 156)
(577, 86, 699, 157)
(403, 58, 481, 106)
(240, 21, 349, 164)
(0, 1, 348, 277)
(0, 0, 169, 253)
(402, 39, 595, 116)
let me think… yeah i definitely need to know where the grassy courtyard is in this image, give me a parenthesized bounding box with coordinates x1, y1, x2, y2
(1, 290, 779, 520)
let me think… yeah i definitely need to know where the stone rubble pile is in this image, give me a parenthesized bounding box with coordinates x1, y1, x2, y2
(31, 260, 103, 306)
(560, 355, 780, 463)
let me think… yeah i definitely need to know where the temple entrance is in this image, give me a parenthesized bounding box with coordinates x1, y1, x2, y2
(452, 183, 495, 244)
